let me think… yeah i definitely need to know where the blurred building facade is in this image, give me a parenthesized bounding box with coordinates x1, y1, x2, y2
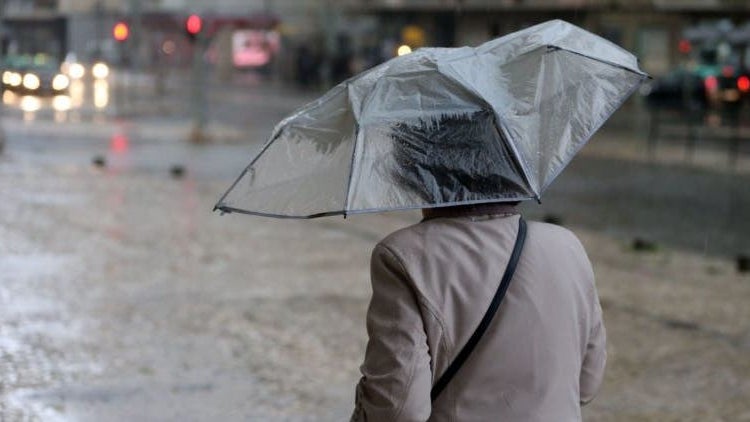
(341, 0, 750, 77)
(0, 0, 324, 65)
(3, 0, 750, 79)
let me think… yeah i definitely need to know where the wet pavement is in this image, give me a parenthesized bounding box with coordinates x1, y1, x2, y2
(0, 79, 410, 420)
(1, 76, 750, 421)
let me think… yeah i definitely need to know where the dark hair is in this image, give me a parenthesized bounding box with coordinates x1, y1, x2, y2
(389, 110, 529, 204)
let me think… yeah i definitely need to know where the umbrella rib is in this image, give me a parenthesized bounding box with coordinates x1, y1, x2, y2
(341, 128, 359, 218)
(553, 46, 650, 78)
(342, 85, 360, 217)
(213, 131, 283, 212)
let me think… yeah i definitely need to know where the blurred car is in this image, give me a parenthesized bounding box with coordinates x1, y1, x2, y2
(642, 68, 707, 111)
(666, 20, 750, 110)
(644, 46, 750, 113)
(2, 55, 70, 95)
(712, 65, 749, 110)
(60, 53, 110, 80)
(60, 53, 86, 79)
(90, 61, 110, 79)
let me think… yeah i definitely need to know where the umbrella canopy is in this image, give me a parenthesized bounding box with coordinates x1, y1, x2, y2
(215, 20, 648, 219)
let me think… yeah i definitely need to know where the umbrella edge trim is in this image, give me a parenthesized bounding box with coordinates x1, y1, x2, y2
(213, 196, 537, 220)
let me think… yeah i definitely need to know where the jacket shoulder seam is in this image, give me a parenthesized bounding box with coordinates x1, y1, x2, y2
(377, 243, 453, 352)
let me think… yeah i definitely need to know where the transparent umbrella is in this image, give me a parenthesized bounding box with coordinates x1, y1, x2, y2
(215, 20, 648, 219)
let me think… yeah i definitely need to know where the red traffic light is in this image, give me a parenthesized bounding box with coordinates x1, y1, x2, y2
(186, 14, 203, 35)
(113, 21, 129, 42)
(678, 39, 691, 54)
(738, 75, 750, 93)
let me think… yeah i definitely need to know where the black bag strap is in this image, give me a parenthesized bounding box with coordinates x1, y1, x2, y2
(431, 217, 527, 402)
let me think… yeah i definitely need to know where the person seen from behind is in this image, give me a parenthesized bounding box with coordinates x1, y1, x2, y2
(350, 111, 607, 421)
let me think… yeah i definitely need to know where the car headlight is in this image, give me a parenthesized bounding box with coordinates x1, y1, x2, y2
(22, 73, 40, 90)
(2, 71, 11, 84)
(397, 45, 412, 56)
(68, 63, 85, 79)
(92, 62, 109, 79)
(7, 72, 22, 87)
(52, 74, 70, 91)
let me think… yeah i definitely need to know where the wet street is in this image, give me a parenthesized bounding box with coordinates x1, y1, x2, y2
(0, 75, 415, 421)
(1, 74, 750, 421)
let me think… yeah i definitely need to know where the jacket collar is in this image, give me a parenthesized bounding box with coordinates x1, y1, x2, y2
(421, 202, 519, 221)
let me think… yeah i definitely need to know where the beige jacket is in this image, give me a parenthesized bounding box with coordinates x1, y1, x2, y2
(351, 205, 606, 422)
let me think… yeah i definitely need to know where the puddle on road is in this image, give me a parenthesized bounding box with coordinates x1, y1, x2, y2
(0, 252, 95, 389)
(3, 371, 345, 421)
(0, 253, 71, 277)
(17, 191, 86, 206)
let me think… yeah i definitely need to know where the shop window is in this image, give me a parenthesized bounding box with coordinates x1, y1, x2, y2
(637, 27, 670, 75)
(600, 25, 623, 46)
(35, 0, 58, 10)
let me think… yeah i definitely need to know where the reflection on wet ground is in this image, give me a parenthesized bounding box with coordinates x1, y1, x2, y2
(3, 78, 110, 126)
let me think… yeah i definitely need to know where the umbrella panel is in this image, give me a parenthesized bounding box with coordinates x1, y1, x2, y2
(507, 48, 647, 193)
(440, 46, 647, 196)
(218, 85, 357, 218)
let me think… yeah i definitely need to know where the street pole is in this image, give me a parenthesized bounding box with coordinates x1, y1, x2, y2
(189, 32, 208, 143)
(319, 0, 337, 89)
(94, 0, 103, 58)
(0, 0, 6, 155)
(126, 0, 143, 112)
(130, 0, 142, 70)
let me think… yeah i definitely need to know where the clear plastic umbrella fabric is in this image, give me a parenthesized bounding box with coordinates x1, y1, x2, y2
(215, 20, 648, 219)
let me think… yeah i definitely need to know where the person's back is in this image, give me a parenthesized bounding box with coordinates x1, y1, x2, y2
(352, 206, 606, 421)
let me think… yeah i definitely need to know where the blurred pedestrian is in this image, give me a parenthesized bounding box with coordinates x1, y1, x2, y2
(295, 43, 318, 88)
(331, 33, 354, 84)
(350, 113, 607, 421)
